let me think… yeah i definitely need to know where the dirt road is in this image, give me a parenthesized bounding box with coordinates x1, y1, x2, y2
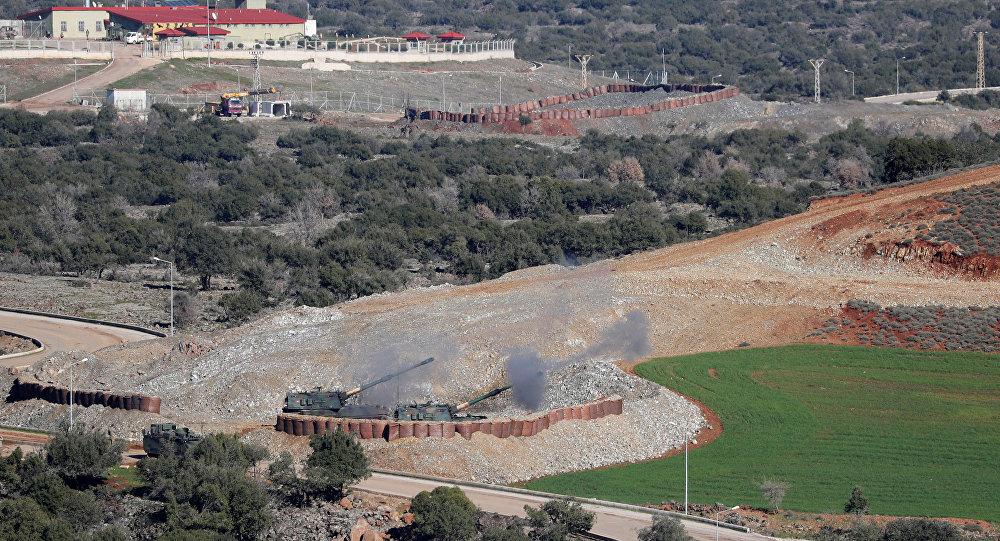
(0, 309, 156, 368)
(358, 472, 763, 541)
(15, 46, 159, 112)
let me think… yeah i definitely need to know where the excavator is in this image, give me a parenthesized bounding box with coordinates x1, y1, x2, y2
(206, 87, 279, 117)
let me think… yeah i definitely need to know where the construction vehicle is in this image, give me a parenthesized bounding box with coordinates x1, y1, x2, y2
(283, 357, 434, 418)
(142, 423, 202, 457)
(394, 385, 511, 422)
(206, 87, 279, 117)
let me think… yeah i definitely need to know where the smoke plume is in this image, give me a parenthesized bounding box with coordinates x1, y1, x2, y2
(504, 310, 650, 409)
(504, 348, 547, 410)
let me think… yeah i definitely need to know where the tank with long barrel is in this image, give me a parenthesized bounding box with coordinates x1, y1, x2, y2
(283, 357, 434, 417)
(394, 385, 511, 422)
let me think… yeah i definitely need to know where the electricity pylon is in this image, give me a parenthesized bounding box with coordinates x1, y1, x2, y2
(809, 58, 825, 104)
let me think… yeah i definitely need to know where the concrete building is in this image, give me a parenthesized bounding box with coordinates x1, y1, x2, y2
(20, 4, 305, 42)
(106, 88, 148, 112)
(19, 7, 109, 39)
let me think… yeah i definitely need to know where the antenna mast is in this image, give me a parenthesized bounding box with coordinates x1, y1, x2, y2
(574, 54, 592, 88)
(809, 58, 825, 104)
(978, 31, 987, 90)
(251, 51, 263, 117)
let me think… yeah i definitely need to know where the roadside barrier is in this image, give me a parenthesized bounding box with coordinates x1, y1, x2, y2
(407, 83, 739, 124)
(275, 396, 623, 441)
(8, 378, 161, 414)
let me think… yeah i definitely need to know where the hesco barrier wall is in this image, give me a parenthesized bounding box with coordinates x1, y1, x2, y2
(8, 378, 161, 414)
(275, 396, 623, 441)
(408, 83, 739, 124)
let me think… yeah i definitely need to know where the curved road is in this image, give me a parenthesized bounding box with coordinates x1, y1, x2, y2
(0, 309, 155, 368)
(358, 473, 770, 541)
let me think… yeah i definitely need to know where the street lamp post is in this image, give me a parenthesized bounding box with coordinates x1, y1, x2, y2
(151, 256, 175, 336)
(896, 56, 905, 95)
(845, 69, 855, 96)
(63, 357, 89, 428)
(715, 506, 740, 541)
(684, 438, 689, 514)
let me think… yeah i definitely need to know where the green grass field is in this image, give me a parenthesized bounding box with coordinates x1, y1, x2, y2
(526, 345, 1000, 521)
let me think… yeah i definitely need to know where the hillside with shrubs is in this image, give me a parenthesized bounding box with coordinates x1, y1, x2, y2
(3, 106, 1000, 325)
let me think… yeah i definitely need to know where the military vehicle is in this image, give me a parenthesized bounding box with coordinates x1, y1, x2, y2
(283, 357, 434, 418)
(142, 423, 202, 457)
(394, 385, 511, 422)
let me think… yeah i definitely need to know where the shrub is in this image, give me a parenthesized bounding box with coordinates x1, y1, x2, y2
(524, 499, 595, 540)
(638, 515, 693, 541)
(844, 486, 869, 515)
(881, 518, 964, 541)
(759, 479, 789, 510)
(410, 486, 478, 541)
(303, 430, 370, 500)
(44, 425, 125, 488)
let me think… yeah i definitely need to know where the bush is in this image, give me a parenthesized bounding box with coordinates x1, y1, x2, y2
(759, 479, 789, 510)
(303, 430, 370, 500)
(638, 515, 692, 541)
(410, 486, 479, 541)
(844, 486, 869, 515)
(881, 518, 964, 541)
(524, 499, 595, 540)
(44, 425, 126, 488)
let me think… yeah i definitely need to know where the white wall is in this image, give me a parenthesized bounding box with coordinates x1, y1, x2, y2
(176, 44, 516, 64)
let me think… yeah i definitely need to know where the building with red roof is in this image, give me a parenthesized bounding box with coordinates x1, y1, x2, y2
(437, 31, 465, 42)
(153, 27, 186, 39)
(20, 3, 306, 42)
(402, 31, 432, 42)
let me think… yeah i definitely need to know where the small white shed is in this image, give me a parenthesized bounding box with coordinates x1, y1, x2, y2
(106, 88, 148, 112)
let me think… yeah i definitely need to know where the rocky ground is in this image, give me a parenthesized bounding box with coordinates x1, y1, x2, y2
(0, 331, 34, 355)
(3, 165, 1000, 485)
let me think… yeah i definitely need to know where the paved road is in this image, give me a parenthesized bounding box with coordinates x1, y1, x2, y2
(0, 309, 155, 368)
(864, 85, 1000, 104)
(14, 45, 160, 112)
(357, 473, 767, 541)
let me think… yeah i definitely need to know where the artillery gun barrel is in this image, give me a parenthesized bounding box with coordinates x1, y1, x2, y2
(345, 357, 434, 397)
(456, 385, 511, 411)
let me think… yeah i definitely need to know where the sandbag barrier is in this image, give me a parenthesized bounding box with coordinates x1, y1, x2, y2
(8, 378, 161, 414)
(407, 83, 739, 124)
(275, 396, 624, 441)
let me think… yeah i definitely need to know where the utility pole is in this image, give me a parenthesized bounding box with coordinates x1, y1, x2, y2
(661, 48, 668, 84)
(684, 438, 689, 515)
(206, 0, 211, 68)
(895, 55, 905, 95)
(809, 58, 824, 103)
(250, 50, 262, 116)
(978, 31, 987, 90)
(844, 69, 855, 96)
(498, 74, 502, 106)
(574, 54, 592, 88)
(568, 44, 572, 71)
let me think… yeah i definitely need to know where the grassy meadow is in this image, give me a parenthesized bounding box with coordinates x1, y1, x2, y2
(526, 345, 1000, 521)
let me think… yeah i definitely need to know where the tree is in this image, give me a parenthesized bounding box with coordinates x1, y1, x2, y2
(410, 486, 478, 541)
(638, 515, 692, 541)
(524, 499, 595, 540)
(844, 486, 869, 515)
(267, 452, 311, 506)
(44, 425, 125, 488)
(608, 157, 645, 184)
(759, 479, 788, 510)
(178, 226, 234, 290)
(937, 90, 951, 103)
(303, 430, 370, 500)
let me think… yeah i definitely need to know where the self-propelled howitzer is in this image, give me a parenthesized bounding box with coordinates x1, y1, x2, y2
(283, 357, 434, 418)
(394, 385, 511, 422)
